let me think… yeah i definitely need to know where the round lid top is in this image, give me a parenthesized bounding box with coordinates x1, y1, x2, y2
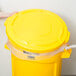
(5, 9, 70, 53)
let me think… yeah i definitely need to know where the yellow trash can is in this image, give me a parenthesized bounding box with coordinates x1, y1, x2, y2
(5, 9, 72, 76)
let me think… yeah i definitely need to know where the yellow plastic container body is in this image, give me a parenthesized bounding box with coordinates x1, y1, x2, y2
(5, 9, 72, 76)
(11, 53, 62, 76)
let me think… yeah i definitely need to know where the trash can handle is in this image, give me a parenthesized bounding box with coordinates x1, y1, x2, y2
(61, 44, 76, 58)
(65, 45, 76, 50)
(5, 40, 76, 60)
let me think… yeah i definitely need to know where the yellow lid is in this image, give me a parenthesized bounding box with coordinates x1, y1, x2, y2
(5, 9, 70, 53)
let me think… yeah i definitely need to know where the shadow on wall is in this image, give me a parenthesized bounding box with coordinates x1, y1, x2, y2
(58, 13, 76, 75)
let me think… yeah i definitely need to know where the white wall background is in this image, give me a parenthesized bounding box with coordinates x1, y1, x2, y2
(0, 0, 76, 75)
